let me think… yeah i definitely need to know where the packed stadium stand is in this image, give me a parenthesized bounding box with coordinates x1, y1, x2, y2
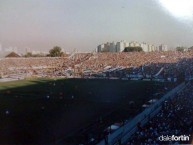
(126, 82, 193, 145)
(1, 50, 193, 81)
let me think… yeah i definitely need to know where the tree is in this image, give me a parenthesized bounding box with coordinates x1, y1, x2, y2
(49, 46, 63, 57)
(24, 52, 46, 57)
(124, 46, 143, 52)
(176, 47, 185, 52)
(24, 52, 33, 57)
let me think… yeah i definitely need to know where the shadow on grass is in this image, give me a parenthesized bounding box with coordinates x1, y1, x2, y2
(0, 78, 169, 145)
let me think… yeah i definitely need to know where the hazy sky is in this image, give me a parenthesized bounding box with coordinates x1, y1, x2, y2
(1, 0, 193, 52)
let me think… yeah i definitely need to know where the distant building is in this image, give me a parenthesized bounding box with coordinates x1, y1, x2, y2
(97, 41, 167, 52)
(97, 44, 104, 52)
(116, 41, 126, 52)
(97, 40, 129, 52)
(31, 50, 47, 55)
(159, 44, 168, 51)
(109, 42, 116, 52)
(97, 42, 109, 52)
(148, 44, 155, 52)
(140, 43, 148, 52)
(124, 42, 129, 48)
(97, 44, 109, 52)
(129, 41, 141, 47)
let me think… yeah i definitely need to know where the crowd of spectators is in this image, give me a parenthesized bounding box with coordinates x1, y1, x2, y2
(0, 57, 66, 78)
(126, 82, 193, 145)
(1, 50, 193, 80)
(80, 51, 193, 80)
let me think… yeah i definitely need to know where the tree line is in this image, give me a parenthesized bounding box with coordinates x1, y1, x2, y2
(24, 46, 66, 57)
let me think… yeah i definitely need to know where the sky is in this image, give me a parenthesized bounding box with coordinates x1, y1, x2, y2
(1, 0, 193, 52)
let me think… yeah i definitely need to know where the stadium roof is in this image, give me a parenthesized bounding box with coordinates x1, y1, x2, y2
(5, 52, 21, 58)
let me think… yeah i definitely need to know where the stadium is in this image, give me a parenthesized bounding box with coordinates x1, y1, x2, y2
(2, 0, 193, 144)
(0, 50, 193, 145)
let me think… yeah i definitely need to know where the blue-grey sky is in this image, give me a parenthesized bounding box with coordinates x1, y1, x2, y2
(0, 0, 193, 52)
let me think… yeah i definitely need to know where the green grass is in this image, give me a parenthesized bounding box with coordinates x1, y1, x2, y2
(0, 78, 56, 90)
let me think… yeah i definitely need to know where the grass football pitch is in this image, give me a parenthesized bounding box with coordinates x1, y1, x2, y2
(0, 78, 167, 144)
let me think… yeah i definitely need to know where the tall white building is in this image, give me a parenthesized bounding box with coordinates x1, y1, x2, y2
(148, 44, 156, 52)
(97, 40, 128, 52)
(129, 41, 141, 47)
(109, 42, 116, 52)
(97, 44, 104, 52)
(114, 40, 128, 52)
(116, 41, 124, 52)
(97, 44, 109, 52)
(140, 43, 148, 52)
(159, 44, 168, 51)
(97, 41, 165, 52)
(124, 42, 129, 48)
